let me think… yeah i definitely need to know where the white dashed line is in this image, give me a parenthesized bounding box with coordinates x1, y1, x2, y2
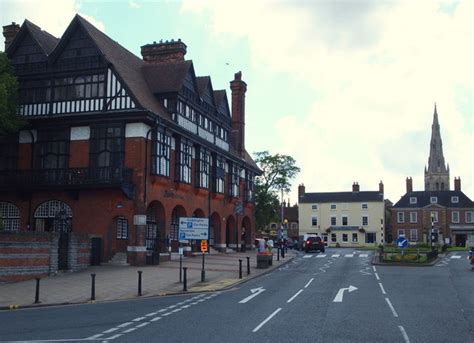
(145, 312, 157, 317)
(87, 334, 104, 339)
(287, 289, 304, 303)
(374, 273, 380, 280)
(372, 266, 377, 272)
(123, 328, 137, 334)
(117, 322, 133, 328)
(103, 333, 122, 340)
(304, 278, 314, 288)
(136, 322, 150, 328)
(378, 283, 386, 295)
(103, 327, 119, 334)
(158, 309, 167, 313)
(150, 316, 162, 322)
(181, 305, 191, 309)
(253, 308, 282, 333)
(385, 298, 399, 317)
(162, 312, 172, 317)
(171, 308, 182, 313)
(132, 317, 146, 322)
(398, 325, 411, 343)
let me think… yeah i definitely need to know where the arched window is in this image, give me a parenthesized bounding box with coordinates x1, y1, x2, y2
(0, 202, 20, 232)
(34, 200, 72, 232)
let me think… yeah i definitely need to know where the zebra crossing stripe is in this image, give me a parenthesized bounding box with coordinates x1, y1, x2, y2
(316, 255, 326, 258)
(303, 255, 313, 258)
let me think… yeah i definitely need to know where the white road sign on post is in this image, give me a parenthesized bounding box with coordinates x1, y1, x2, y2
(178, 217, 209, 240)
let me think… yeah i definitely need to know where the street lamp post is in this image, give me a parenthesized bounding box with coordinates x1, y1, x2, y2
(430, 214, 434, 249)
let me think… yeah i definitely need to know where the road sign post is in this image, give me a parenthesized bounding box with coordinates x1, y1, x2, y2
(396, 236, 408, 261)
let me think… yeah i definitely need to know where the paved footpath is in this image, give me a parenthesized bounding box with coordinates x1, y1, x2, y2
(0, 250, 296, 309)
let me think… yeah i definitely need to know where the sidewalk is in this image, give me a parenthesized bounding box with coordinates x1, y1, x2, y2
(0, 250, 296, 310)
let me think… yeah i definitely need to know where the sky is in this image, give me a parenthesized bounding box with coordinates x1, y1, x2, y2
(1, 0, 473, 204)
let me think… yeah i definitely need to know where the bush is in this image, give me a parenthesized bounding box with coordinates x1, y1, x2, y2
(335, 242, 341, 248)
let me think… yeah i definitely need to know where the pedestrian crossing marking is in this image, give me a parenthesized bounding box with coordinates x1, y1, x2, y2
(303, 255, 313, 258)
(331, 254, 340, 257)
(316, 255, 326, 258)
(359, 254, 369, 257)
(344, 254, 354, 258)
(450, 255, 461, 259)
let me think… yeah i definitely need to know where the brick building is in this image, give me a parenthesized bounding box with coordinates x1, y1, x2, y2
(0, 15, 260, 268)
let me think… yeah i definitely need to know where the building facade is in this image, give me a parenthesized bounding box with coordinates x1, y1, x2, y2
(391, 178, 474, 246)
(298, 182, 386, 247)
(266, 201, 299, 240)
(0, 15, 260, 267)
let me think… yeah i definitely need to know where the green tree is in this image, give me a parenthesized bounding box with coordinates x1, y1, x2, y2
(254, 151, 300, 232)
(0, 52, 23, 135)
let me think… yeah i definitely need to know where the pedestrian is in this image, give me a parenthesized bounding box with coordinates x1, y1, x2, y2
(267, 238, 274, 252)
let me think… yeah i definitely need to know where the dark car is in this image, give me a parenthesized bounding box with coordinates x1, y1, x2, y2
(305, 236, 325, 253)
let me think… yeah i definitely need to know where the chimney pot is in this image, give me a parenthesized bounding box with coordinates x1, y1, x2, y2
(3, 22, 21, 51)
(454, 177, 461, 191)
(140, 39, 187, 64)
(352, 182, 360, 192)
(406, 177, 413, 193)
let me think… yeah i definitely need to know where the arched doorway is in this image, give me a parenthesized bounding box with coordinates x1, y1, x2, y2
(225, 215, 236, 250)
(34, 200, 73, 270)
(242, 216, 252, 251)
(170, 205, 187, 252)
(210, 212, 221, 248)
(146, 201, 166, 254)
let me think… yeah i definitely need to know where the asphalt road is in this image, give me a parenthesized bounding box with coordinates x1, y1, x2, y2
(0, 248, 473, 343)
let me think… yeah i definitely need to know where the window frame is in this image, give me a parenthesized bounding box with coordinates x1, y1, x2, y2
(362, 216, 369, 226)
(452, 211, 460, 223)
(409, 211, 418, 223)
(397, 212, 405, 224)
(116, 216, 128, 240)
(151, 129, 171, 177)
(176, 138, 192, 184)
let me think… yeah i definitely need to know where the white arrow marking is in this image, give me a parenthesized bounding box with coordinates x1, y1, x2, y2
(333, 285, 358, 302)
(239, 287, 266, 303)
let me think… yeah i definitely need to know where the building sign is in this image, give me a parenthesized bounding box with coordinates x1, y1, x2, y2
(178, 217, 209, 240)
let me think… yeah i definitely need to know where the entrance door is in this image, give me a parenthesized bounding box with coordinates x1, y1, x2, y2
(455, 234, 467, 247)
(54, 210, 71, 270)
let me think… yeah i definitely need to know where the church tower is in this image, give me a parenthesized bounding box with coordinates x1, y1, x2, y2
(424, 104, 450, 191)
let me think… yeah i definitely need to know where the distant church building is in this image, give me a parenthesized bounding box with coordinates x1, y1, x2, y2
(424, 104, 450, 191)
(391, 105, 474, 247)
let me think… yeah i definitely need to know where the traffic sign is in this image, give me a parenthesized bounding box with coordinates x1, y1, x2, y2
(201, 240, 208, 253)
(178, 217, 209, 240)
(396, 236, 408, 249)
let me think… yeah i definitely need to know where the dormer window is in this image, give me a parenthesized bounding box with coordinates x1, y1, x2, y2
(430, 196, 438, 204)
(451, 196, 459, 204)
(410, 197, 417, 204)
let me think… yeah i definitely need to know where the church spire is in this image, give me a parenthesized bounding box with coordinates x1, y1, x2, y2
(424, 104, 450, 191)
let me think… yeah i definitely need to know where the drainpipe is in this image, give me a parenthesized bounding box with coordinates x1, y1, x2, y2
(143, 118, 161, 207)
(27, 130, 35, 230)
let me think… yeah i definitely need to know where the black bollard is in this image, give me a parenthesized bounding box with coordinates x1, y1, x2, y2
(34, 277, 40, 304)
(91, 273, 96, 301)
(201, 253, 205, 282)
(282, 246, 285, 259)
(179, 255, 183, 283)
(138, 271, 142, 296)
(277, 247, 280, 261)
(239, 259, 242, 279)
(183, 267, 188, 291)
(246, 256, 250, 275)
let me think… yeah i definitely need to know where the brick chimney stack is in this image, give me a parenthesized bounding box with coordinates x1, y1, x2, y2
(406, 177, 413, 193)
(454, 177, 461, 191)
(379, 180, 384, 194)
(140, 39, 187, 64)
(352, 182, 360, 192)
(3, 22, 20, 51)
(298, 184, 305, 200)
(230, 71, 247, 157)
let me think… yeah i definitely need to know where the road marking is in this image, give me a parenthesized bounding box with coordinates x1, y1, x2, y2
(145, 312, 158, 317)
(239, 287, 266, 304)
(304, 278, 314, 288)
(136, 322, 150, 328)
(103, 334, 122, 340)
(123, 328, 137, 333)
(333, 285, 358, 302)
(385, 297, 399, 317)
(374, 273, 380, 280)
(398, 325, 411, 343)
(316, 254, 326, 258)
(252, 308, 282, 333)
(117, 322, 133, 328)
(87, 334, 104, 339)
(181, 305, 191, 309)
(359, 254, 369, 257)
(132, 317, 146, 322)
(158, 309, 167, 313)
(171, 308, 182, 313)
(303, 255, 313, 258)
(191, 302, 199, 305)
(150, 316, 162, 322)
(162, 312, 172, 316)
(344, 254, 354, 258)
(372, 266, 377, 272)
(287, 289, 304, 303)
(102, 327, 119, 334)
(378, 283, 386, 295)
(332, 254, 340, 257)
(450, 255, 461, 259)
(168, 304, 177, 308)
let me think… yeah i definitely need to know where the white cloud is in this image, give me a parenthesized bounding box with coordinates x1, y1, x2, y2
(1, 0, 105, 44)
(182, 0, 474, 202)
(129, 0, 141, 9)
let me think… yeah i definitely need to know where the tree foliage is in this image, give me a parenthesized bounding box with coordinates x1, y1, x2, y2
(0, 52, 23, 135)
(254, 151, 300, 232)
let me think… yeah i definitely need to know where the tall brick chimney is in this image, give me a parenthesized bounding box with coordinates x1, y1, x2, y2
(298, 184, 305, 200)
(3, 22, 20, 51)
(379, 180, 384, 194)
(352, 182, 360, 192)
(454, 177, 461, 191)
(406, 177, 413, 193)
(230, 71, 246, 157)
(140, 39, 187, 64)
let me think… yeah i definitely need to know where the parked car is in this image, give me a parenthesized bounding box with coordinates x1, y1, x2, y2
(305, 236, 325, 253)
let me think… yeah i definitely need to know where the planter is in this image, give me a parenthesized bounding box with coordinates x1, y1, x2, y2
(257, 254, 273, 269)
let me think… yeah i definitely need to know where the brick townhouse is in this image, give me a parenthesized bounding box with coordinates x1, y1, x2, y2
(0, 15, 260, 268)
